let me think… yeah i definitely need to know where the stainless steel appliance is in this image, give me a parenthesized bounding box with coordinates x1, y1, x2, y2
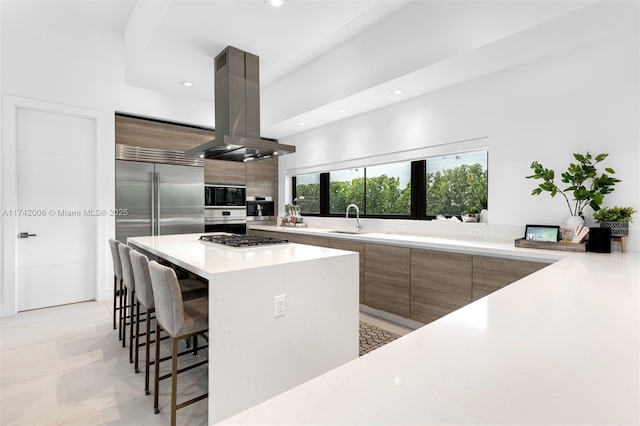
(115, 144, 204, 242)
(204, 206, 246, 234)
(246, 196, 275, 222)
(205, 185, 246, 207)
(204, 184, 247, 234)
(185, 46, 295, 162)
(199, 234, 288, 248)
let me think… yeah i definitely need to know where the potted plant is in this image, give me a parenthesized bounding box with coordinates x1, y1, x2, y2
(526, 152, 621, 227)
(592, 206, 636, 237)
(462, 206, 479, 222)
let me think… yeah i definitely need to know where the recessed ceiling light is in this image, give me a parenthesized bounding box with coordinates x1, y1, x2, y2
(266, 0, 286, 8)
(298, 122, 306, 127)
(336, 108, 348, 113)
(180, 80, 193, 87)
(392, 89, 405, 95)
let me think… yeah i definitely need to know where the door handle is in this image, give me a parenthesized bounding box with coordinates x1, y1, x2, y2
(18, 232, 37, 239)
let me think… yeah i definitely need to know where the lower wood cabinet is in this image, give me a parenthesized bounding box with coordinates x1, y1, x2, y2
(329, 239, 365, 304)
(364, 244, 411, 318)
(411, 249, 472, 324)
(248, 229, 550, 322)
(472, 256, 547, 300)
(299, 235, 329, 247)
(247, 229, 301, 243)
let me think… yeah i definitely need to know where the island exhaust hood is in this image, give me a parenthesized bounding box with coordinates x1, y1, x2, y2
(186, 46, 295, 162)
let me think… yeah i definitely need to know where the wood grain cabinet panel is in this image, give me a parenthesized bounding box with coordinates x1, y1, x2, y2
(247, 229, 301, 243)
(472, 256, 547, 300)
(115, 115, 213, 152)
(225, 161, 247, 185)
(204, 159, 226, 184)
(410, 249, 472, 324)
(246, 157, 277, 197)
(364, 244, 411, 318)
(299, 235, 329, 247)
(329, 240, 365, 304)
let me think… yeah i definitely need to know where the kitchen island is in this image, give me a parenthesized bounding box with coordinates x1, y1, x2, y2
(127, 233, 359, 424)
(219, 226, 640, 425)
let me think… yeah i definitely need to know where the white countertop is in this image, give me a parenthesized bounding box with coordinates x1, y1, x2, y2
(222, 228, 640, 425)
(127, 233, 354, 279)
(249, 224, 568, 262)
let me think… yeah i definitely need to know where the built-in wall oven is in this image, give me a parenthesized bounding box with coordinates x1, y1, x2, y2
(246, 196, 275, 222)
(205, 185, 247, 234)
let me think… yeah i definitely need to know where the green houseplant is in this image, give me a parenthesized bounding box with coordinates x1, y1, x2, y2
(526, 152, 621, 223)
(592, 206, 636, 237)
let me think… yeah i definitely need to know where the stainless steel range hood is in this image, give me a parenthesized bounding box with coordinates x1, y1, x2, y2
(186, 46, 295, 162)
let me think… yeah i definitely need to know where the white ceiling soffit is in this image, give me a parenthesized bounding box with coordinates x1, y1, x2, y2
(122, 0, 634, 139)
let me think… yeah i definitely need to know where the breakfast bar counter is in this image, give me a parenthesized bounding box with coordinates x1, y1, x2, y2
(128, 233, 360, 424)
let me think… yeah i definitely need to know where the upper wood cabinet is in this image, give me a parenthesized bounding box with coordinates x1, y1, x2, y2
(246, 157, 277, 197)
(364, 243, 411, 318)
(115, 114, 213, 152)
(472, 256, 547, 300)
(116, 115, 282, 192)
(205, 159, 246, 185)
(411, 249, 472, 324)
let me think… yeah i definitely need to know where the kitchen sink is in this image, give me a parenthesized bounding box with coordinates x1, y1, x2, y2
(327, 230, 367, 235)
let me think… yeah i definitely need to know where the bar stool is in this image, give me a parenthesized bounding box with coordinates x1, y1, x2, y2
(130, 250, 157, 391)
(149, 260, 208, 426)
(108, 239, 124, 340)
(118, 244, 136, 361)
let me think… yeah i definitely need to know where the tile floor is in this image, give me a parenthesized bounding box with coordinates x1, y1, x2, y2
(0, 301, 411, 425)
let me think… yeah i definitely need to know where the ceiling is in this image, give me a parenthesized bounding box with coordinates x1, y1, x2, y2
(5, 0, 632, 140)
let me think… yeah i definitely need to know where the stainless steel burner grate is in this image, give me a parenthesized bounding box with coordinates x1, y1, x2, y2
(200, 234, 289, 248)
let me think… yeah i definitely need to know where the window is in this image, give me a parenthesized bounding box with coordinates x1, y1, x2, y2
(291, 149, 487, 220)
(365, 162, 411, 215)
(425, 151, 487, 217)
(294, 173, 320, 214)
(329, 168, 364, 214)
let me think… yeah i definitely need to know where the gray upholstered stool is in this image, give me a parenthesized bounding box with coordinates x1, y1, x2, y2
(108, 239, 124, 339)
(130, 250, 157, 391)
(118, 244, 136, 361)
(149, 260, 208, 426)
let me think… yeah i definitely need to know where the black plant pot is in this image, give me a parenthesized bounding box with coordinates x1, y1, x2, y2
(600, 221, 629, 237)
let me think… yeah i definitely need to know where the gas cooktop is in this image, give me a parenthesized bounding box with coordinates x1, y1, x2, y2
(199, 234, 289, 248)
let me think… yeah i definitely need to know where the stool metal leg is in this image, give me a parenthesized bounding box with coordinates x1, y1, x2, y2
(145, 309, 153, 395)
(129, 290, 135, 363)
(171, 337, 179, 426)
(154, 323, 161, 414)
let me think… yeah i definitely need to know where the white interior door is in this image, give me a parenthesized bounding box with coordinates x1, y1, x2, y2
(16, 107, 97, 311)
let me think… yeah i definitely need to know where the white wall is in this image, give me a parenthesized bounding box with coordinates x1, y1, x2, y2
(279, 28, 640, 252)
(0, 3, 215, 310)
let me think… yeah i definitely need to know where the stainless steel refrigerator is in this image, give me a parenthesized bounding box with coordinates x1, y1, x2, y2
(115, 145, 204, 243)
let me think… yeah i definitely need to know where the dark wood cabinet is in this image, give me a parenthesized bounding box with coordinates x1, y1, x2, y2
(364, 243, 411, 318)
(410, 249, 472, 324)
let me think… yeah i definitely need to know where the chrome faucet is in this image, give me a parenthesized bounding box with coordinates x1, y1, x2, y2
(346, 204, 363, 233)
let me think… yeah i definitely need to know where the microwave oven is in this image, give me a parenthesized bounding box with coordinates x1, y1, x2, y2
(205, 185, 246, 207)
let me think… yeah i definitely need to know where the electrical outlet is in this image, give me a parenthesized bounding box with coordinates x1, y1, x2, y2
(470, 228, 482, 237)
(398, 225, 408, 232)
(274, 294, 286, 317)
